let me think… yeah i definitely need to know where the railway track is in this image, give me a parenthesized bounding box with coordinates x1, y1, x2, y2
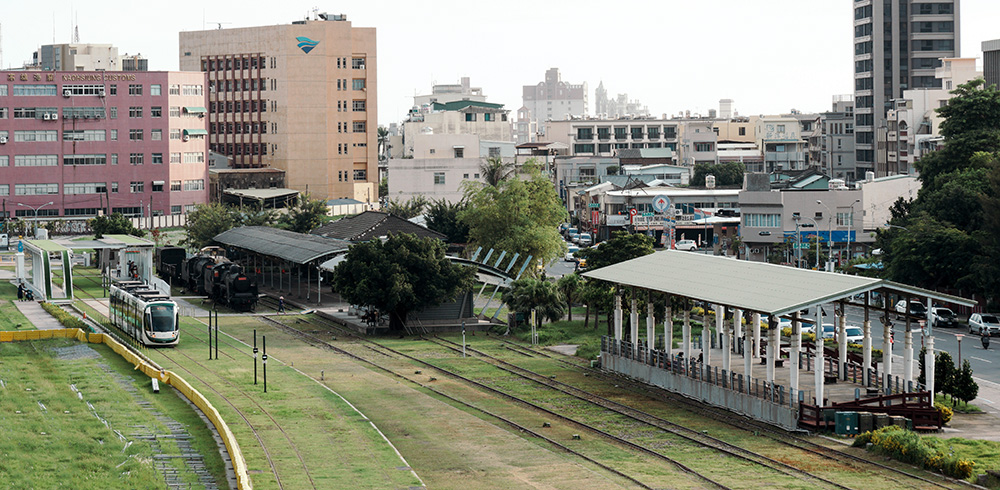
(494, 340, 972, 490)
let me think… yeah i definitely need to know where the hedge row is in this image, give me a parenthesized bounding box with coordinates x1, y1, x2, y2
(852, 425, 973, 479)
(39, 302, 89, 331)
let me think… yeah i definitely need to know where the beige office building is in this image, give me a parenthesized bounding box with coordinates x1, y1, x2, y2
(179, 15, 377, 202)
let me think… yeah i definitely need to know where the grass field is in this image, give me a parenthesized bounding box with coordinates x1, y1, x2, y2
(0, 338, 227, 489)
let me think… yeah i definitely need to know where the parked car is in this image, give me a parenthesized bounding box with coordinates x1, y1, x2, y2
(578, 233, 593, 247)
(569, 232, 580, 243)
(895, 300, 927, 317)
(844, 326, 864, 343)
(969, 313, 1000, 336)
(564, 227, 578, 239)
(931, 307, 958, 328)
(565, 245, 580, 262)
(675, 239, 698, 251)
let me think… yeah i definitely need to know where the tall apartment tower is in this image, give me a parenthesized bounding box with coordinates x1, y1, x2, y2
(179, 14, 377, 202)
(985, 39, 1000, 89)
(522, 68, 587, 138)
(852, 0, 959, 177)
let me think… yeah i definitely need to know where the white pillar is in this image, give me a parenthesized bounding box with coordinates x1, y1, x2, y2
(733, 308, 743, 354)
(863, 320, 873, 386)
(883, 319, 893, 387)
(646, 303, 655, 360)
(926, 337, 936, 397)
(664, 306, 673, 353)
(766, 323, 776, 383)
(613, 295, 622, 340)
(743, 321, 753, 388)
(682, 310, 691, 360)
(904, 327, 914, 387)
(722, 319, 731, 372)
(630, 298, 639, 354)
(790, 315, 800, 393)
(715, 305, 725, 351)
(815, 333, 825, 406)
(701, 309, 711, 366)
(752, 312, 761, 360)
(839, 312, 848, 380)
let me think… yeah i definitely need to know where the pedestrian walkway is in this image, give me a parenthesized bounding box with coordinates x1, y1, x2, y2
(12, 300, 63, 330)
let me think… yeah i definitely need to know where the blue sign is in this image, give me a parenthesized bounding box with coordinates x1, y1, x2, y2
(652, 196, 670, 213)
(296, 37, 319, 53)
(792, 230, 856, 242)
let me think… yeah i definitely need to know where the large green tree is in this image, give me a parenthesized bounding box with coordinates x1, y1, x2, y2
(460, 162, 567, 272)
(556, 273, 583, 322)
(278, 194, 329, 233)
(479, 157, 516, 187)
(386, 196, 429, 219)
(426, 199, 470, 243)
(690, 161, 746, 187)
(90, 213, 144, 239)
(577, 231, 654, 271)
(502, 278, 565, 330)
(331, 233, 476, 330)
(878, 79, 1000, 306)
(183, 203, 237, 249)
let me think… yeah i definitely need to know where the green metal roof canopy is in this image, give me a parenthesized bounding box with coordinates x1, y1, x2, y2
(582, 251, 975, 317)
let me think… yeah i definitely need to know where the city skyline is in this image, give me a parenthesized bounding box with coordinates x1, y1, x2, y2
(3, 0, 999, 126)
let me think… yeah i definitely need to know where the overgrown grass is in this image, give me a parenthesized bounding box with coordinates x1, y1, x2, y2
(0, 338, 228, 488)
(936, 393, 982, 413)
(0, 282, 33, 331)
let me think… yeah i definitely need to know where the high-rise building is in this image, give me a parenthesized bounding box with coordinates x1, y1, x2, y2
(984, 39, 1000, 89)
(852, 0, 959, 176)
(522, 68, 587, 137)
(179, 14, 377, 202)
(0, 70, 209, 219)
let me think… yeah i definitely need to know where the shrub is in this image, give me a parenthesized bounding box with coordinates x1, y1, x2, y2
(575, 338, 601, 360)
(935, 402, 954, 425)
(40, 302, 88, 330)
(853, 426, 974, 480)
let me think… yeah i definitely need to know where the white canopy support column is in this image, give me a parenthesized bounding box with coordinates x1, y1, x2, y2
(682, 309, 691, 360)
(766, 320, 777, 383)
(703, 309, 712, 366)
(790, 312, 801, 393)
(926, 337, 936, 397)
(904, 327, 914, 387)
(863, 320, 873, 386)
(752, 312, 761, 360)
(664, 305, 673, 353)
(883, 316, 893, 390)
(630, 297, 639, 355)
(733, 308, 743, 354)
(646, 303, 655, 361)
(720, 306, 730, 372)
(613, 295, 623, 340)
(744, 312, 753, 389)
(815, 332, 825, 406)
(838, 310, 848, 380)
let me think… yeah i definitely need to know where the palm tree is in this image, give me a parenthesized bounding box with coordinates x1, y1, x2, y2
(557, 273, 582, 322)
(503, 278, 565, 330)
(377, 126, 390, 163)
(479, 157, 515, 187)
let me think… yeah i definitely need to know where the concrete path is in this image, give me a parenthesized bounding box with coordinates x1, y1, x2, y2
(12, 300, 64, 330)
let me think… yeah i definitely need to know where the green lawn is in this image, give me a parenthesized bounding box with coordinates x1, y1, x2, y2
(0, 282, 34, 331)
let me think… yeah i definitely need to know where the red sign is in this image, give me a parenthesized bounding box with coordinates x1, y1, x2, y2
(591, 210, 599, 225)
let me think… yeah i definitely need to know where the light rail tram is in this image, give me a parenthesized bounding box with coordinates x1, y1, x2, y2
(109, 279, 180, 347)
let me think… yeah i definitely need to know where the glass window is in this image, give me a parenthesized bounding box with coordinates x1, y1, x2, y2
(352, 79, 366, 90)
(128, 84, 143, 96)
(150, 84, 161, 96)
(433, 172, 445, 185)
(13, 85, 57, 96)
(130, 181, 144, 193)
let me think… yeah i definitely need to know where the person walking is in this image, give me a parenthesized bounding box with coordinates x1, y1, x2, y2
(17, 282, 24, 301)
(278, 296, 285, 314)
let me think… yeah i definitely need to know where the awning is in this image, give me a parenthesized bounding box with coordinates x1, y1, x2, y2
(152, 180, 165, 186)
(183, 106, 207, 114)
(183, 129, 209, 136)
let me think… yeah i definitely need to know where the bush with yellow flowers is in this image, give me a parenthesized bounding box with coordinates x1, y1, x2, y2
(852, 426, 974, 479)
(935, 402, 954, 425)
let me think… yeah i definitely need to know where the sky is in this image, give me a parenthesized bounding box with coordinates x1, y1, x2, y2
(3, 1, 999, 125)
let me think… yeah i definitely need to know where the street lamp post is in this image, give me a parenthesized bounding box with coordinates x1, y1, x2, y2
(956, 333, 964, 366)
(847, 199, 861, 261)
(792, 215, 820, 269)
(17, 201, 54, 237)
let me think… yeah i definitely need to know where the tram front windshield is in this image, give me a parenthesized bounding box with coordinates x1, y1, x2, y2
(148, 304, 177, 332)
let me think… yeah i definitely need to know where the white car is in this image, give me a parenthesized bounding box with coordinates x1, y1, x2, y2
(675, 239, 698, 251)
(970, 313, 1000, 336)
(565, 245, 580, 262)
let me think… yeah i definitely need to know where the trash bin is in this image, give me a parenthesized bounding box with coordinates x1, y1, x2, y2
(875, 413, 890, 428)
(858, 412, 874, 433)
(835, 411, 860, 435)
(890, 415, 908, 428)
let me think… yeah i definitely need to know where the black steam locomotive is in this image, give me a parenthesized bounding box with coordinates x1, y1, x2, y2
(156, 246, 259, 312)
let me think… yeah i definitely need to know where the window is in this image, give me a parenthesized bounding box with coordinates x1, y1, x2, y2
(14, 155, 58, 167)
(836, 212, 855, 227)
(111, 182, 119, 193)
(576, 127, 593, 140)
(573, 144, 595, 154)
(62, 106, 106, 119)
(777, 124, 786, 133)
(739, 127, 746, 136)
(61, 84, 105, 96)
(63, 130, 106, 141)
(170, 180, 182, 191)
(353, 79, 366, 90)
(353, 169, 367, 181)
(169, 129, 181, 140)
(742, 213, 782, 228)
(110, 129, 118, 141)
(14, 130, 58, 142)
(454, 147, 464, 158)
(151, 129, 162, 141)
(694, 142, 714, 152)
(183, 152, 205, 163)
(128, 84, 143, 95)
(111, 154, 118, 165)
(182, 84, 203, 96)
(352, 57, 366, 69)
(352, 100, 366, 112)
(433, 172, 446, 185)
(129, 129, 143, 141)
(488, 147, 501, 158)
(108, 84, 117, 95)
(0, 85, 6, 96)
(150, 84, 161, 96)
(0, 184, 7, 196)
(169, 106, 180, 118)
(183, 179, 205, 191)
(152, 153, 163, 164)
(0, 156, 7, 167)
(109, 107, 117, 119)
(170, 152, 181, 163)
(15, 183, 59, 195)
(152, 181, 164, 192)
(130, 181, 144, 193)
(63, 154, 107, 166)
(129, 153, 144, 165)
(13, 85, 57, 96)
(151, 107, 162, 118)
(129, 106, 143, 118)
(169, 84, 180, 95)
(352, 121, 366, 133)
(64, 182, 108, 195)
(171, 205, 182, 215)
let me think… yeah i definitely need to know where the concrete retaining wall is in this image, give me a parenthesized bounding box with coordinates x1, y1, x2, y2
(603, 353, 799, 430)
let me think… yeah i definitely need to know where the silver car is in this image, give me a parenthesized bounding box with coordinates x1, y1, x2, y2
(969, 313, 1000, 336)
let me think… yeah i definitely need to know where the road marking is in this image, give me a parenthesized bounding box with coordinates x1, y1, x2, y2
(979, 398, 994, 405)
(971, 356, 993, 363)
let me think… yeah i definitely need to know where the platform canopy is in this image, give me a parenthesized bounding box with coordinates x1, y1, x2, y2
(583, 250, 975, 318)
(214, 226, 351, 265)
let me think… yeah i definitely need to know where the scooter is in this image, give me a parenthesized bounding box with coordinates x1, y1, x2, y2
(983, 332, 990, 350)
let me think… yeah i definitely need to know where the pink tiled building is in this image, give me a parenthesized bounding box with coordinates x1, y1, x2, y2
(0, 70, 209, 219)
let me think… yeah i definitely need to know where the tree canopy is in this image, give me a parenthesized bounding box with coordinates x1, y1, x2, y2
(577, 231, 654, 271)
(502, 278, 564, 330)
(386, 196, 429, 219)
(90, 213, 144, 239)
(426, 198, 470, 243)
(277, 194, 329, 233)
(331, 233, 476, 330)
(878, 79, 1000, 306)
(690, 161, 746, 187)
(460, 162, 567, 272)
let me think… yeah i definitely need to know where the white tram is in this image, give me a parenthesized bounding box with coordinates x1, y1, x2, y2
(109, 280, 180, 347)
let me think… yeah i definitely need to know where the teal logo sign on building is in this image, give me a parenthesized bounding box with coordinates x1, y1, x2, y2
(296, 37, 319, 53)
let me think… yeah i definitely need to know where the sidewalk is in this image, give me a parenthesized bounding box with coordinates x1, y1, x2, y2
(11, 299, 64, 330)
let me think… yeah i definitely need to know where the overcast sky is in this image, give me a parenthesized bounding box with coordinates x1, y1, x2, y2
(4, 1, 999, 125)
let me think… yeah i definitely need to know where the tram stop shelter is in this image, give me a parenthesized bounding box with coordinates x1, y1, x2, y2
(52, 234, 157, 286)
(584, 250, 975, 430)
(18, 239, 74, 302)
